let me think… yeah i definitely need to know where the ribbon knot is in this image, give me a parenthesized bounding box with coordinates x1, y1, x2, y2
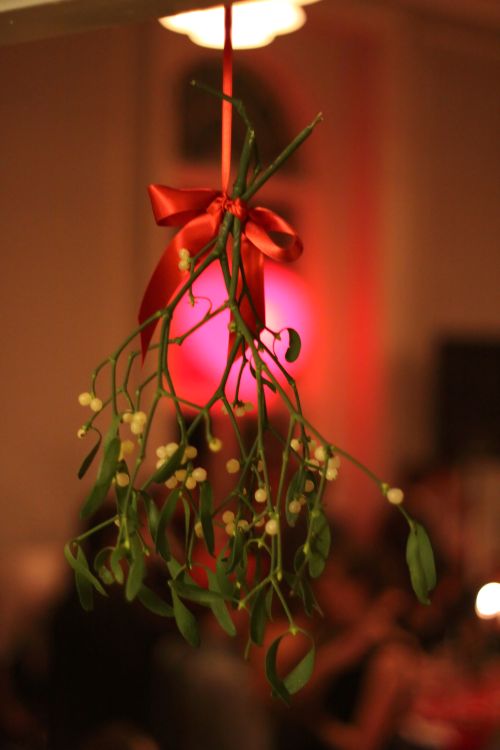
(138, 185, 303, 359)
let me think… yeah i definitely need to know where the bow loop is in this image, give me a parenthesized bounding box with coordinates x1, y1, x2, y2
(139, 185, 303, 360)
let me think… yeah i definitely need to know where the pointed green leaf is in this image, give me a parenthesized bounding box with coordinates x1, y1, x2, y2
(171, 587, 200, 647)
(64, 542, 107, 597)
(250, 586, 268, 646)
(147, 444, 185, 486)
(110, 545, 125, 584)
(308, 510, 331, 578)
(93, 546, 114, 585)
(285, 328, 301, 363)
(406, 522, 436, 605)
(125, 535, 145, 602)
(140, 491, 159, 540)
(215, 555, 235, 601)
(200, 482, 215, 556)
(75, 546, 94, 611)
(226, 528, 244, 574)
(77, 429, 102, 479)
(80, 416, 121, 520)
(283, 642, 315, 695)
(172, 580, 225, 606)
(265, 586, 274, 620)
(206, 570, 236, 636)
(137, 585, 173, 617)
(265, 636, 290, 704)
(155, 488, 181, 562)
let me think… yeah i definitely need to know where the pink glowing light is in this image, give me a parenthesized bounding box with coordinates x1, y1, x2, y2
(167, 261, 313, 409)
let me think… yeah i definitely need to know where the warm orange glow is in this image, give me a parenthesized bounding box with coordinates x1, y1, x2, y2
(158, 1, 320, 50)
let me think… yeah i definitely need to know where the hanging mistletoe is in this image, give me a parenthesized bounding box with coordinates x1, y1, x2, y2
(68, 80, 435, 700)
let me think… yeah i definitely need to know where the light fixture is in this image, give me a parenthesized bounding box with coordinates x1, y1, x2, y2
(159, 0, 321, 50)
(475, 581, 500, 620)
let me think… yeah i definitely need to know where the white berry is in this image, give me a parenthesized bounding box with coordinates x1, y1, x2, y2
(165, 476, 178, 489)
(289, 499, 301, 514)
(185, 476, 197, 490)
(78, 392, 92, 406)
(265, 519, 279, 536)
(222, 510, 234, 524)
(387, 487, 404, 505)
(194, 521, 203, 538)
(254, 487, 267, 503)
(90, 397, 103, 413)
(209, 437, 222, 452)
(226, 458, 240, 474)
(192, 467, 207, 483)
(115, 472, 129, 488)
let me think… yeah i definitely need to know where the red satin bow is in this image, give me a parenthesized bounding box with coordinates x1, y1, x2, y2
(139, 185, 303, 358)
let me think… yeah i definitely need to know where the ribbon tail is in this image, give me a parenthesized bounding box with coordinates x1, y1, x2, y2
(139, 215, 219, 359)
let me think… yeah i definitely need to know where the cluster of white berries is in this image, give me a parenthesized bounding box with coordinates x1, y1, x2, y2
(221, 401, 254, 418)
(155, 442, 208, 491)
(290, 436, 341, 481)
(177, 247, 191, 272)
(78, 391, 103, 413)
(221, 510, 251, 537)
(122, 410, 147, 435)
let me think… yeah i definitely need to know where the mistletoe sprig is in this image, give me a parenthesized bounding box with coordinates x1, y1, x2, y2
(68, 88, 436, 701)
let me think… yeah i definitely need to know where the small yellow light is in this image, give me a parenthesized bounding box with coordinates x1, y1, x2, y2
(159, 0, 312, 50)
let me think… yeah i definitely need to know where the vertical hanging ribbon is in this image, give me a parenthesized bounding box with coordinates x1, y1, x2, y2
(222, 1, 233, 194)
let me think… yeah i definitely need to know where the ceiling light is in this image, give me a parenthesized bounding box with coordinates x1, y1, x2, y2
(159, 0, 319, 50)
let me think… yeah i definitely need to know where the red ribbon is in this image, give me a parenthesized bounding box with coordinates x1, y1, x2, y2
(139, 186, 303, 357)
(138, 1, 303, 358)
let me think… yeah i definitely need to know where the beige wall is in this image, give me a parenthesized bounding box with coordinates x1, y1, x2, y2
(0, 4, 499, 634)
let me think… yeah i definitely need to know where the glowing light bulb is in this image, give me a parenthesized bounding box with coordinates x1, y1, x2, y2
(159, 0, 309, 50)
(475, 581, 500, 620)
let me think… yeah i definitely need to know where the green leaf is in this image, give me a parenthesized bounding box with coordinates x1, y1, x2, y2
(137, 585, 173, 617)
(171, 587, 200, 647)
(77, 429, 102, 479)
(265, 633, 316, 703)
(283, 642, 315, 695)
(140, 491, 159, 540)
(75, 546, 94, 611)
(265, 586, 274, 620)
(200, 482, 215, 556)
(215, 555, 235, 601)
(265, 636, 290, 704)
(64, 542, 107, 598)
(148, 444, 185, 486)
(206, 570, 236, 636)
(110, 546, 125, 584)
(155, 488, 181, 562)
(250, 586, 268, 646)
(80, 416, 121, 520)
(308, 510, 331, 578)
(125, 535, 145, 602)
(406, 523, 437, 605)
(226, 528, 244, 574)
(93, 547, 114, 585)
(285, 328, 301, 363)
(172, 580, 225, 606)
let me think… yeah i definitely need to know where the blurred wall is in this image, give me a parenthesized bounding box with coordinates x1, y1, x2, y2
(0, 2, 499, 643)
